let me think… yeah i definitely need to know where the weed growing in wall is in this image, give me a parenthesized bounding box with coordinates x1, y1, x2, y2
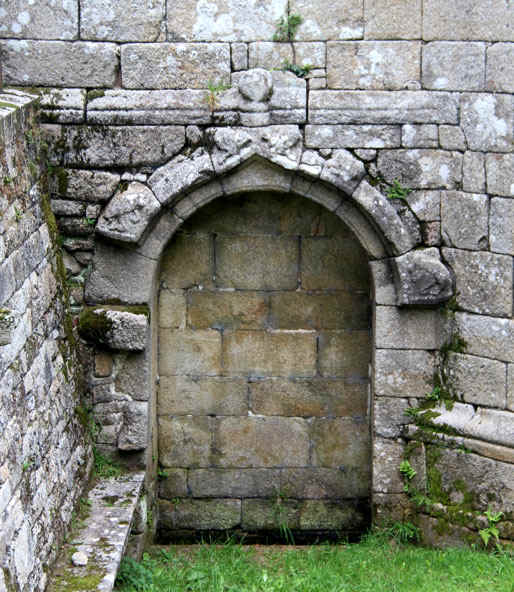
(273, 13, 303, 41)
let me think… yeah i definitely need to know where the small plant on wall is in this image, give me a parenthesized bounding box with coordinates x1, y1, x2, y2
(273, 13, 303, 41)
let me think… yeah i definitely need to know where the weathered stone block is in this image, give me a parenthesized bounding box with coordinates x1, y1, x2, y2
(1, 40, 118, 87)
(250, 378, 368, 417)
(159, 289, 186, 329)
(158, 376, 247, 416)
(306, 125, 401, 149)
(160, 233, 213, 289)
(327, 42, 420, 90)
(300, 500, 368, 530)
(281, 468, 368, 499)
(443, 248, 512, 317)
(159, 499, 241, 530)
(99, 309, 149, 352)
(455, 312, 514, 363)
(486, 154, 514, 197)
(312, 418, 371, 469)
(320, 149, 366, 195)
(402, 124, 438, 148)
(290, 0, 364, 40)
(422, 42, 485, 90)
(159, 329, 221, 376)
(439, 126, 467, 151)
(64, 125, 185, 167)
(167, 0, 287, 41)
(121, 43, 230, 89)
(118, 401, 148, 451)
(508, 365, 514, 412)
(460, 94, 513, 152)
(97, 182, 161, 244)
(374, 349, 435, 399)
(270, 292, 368, 330)
(248, 42, 293, 70)
(373, 438, 404, 494)
(231, 43, 248, 70)
(81, 0, 165, 41)
(158, 416, 212, 467)
(490, 198, 514, 255)
(242, 499, 300, 530)
(377, 150, 462, 189)
(364, 0, 421, 39)
(189, 469, 280, 498)
(53, 169, 121, 202)
(374, 397, 411, 438)
(309, 90, 458, 125)
(0, 1, 78, 39)
(94, 353, 113, 378)
(223, 330, 317, 377)
(188, 291, 268, 330)
(214, 417, 310, 467)
(486, 43, 514, 92)
(462, 152, 486, 193)
(446, 353, 507, 409)
(159, 469, 188, 499)
(375, 306, 442, 349)
(441, 191, 488, 250)
(115, 351, 152, 401)
(216, 235, 298, 290)
(405, 190, 440, 221)
(301, 234, 369, 291)
(318, 331, 371, 378)
(423, 0, 514, 41)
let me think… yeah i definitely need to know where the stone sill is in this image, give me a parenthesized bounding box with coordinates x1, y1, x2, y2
(47, 472, 145, 592)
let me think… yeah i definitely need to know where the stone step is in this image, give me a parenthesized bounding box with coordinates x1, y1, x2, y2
(47, 472, 145, 592)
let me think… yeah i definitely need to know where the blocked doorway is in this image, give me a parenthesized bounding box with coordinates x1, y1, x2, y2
(156, 191, 371, 540)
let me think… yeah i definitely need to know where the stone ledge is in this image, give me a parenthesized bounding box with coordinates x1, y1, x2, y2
(78, 307, 149, 351)
(47, 472, 145, 592)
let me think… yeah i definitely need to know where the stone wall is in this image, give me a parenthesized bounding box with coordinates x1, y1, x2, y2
(0, 92, 90, 590)
(157, 192, 371, 537)
(0, 0, 512, 552)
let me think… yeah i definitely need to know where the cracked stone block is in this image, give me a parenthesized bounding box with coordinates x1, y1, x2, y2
(486, 154, 514, 197)
(1, 40, 118, 87)
(422, 42, 485, 90)
(327, 41, 420, 90)
(364, 0, 421, 39)
(442, 248, 512, 318)
(441, 191, 489, 250)
(460, 93, 513, 152)
(97, 182, 161, 244)
(121, 43, 230, 89)
(490, 198, 514, 255)
(231, 42, 248, 70)
(486, 43, 514, 92)
(320, 149, 365, 194)
(81, 0, 165, 41)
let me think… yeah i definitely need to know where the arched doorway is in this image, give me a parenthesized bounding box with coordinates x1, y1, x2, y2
(156, 191, 371, 540)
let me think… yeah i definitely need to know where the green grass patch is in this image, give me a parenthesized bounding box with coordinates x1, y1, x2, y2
(115, 535, 514, 592)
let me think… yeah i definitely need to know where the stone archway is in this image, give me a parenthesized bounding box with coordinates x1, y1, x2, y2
(156, 190, 372, 538)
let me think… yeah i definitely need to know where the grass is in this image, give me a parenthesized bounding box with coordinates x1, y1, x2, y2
(114, 534, 514, 592)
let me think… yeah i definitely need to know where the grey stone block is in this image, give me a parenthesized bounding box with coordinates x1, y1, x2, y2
(446, 353, 507, 409)
(63, 125, 185, 167)
(394, 248, 453, 307)
(81, 0, 165, 41)
(455, 312, 514, 363)
(462, 152, 486, 193)
(97, 182, 161, 244)
(422, 42, 485, 90)
(159, 499, 241, 530)
(167, 0, 287, 41)
(460, 93, 513, 152)
(52, 169, 120, 202)
(373, 438, 405, 494)
(508, 365, 514, 412)
(306, 125, 400, 149)
(118, 401, 148, 451)
(423, 0, 514, 41)
(374, 397, 411, 438)
(490, 198, 514, 255)
(441, 191, 489, 250)
(320, 149, 365, 195)
(231, 43, 248, 70)
(309, 90, 458, 124)
(189, 469, 280, 498)
(364, 0, 422, 39)
(442, 249, 512, 318)
(405, 190, 440, 221)
(89, 309, 149, 352)
(1, 40, 118, 87)
(486, 154, 514, 197)
(439, 126, 467, 151)
(486, 43, 514, 92)
(374, 349, 435, 399)
(377, 149, 462, 189)
(401, 124, 438, 148)
(375, 306, 442, 349)
(121, 43, 230, 89)
(327, 41, 420, 90)
(290, 0, 364, 40)
(0, 1, 78, 39)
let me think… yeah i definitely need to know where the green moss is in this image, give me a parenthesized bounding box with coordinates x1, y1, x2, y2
(86, 89, 106, 102)
(52, 572, 103, 591)
(77, 309, 113, 345)
(0, 101, 18, 109)
(55, 167, 69, 195)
